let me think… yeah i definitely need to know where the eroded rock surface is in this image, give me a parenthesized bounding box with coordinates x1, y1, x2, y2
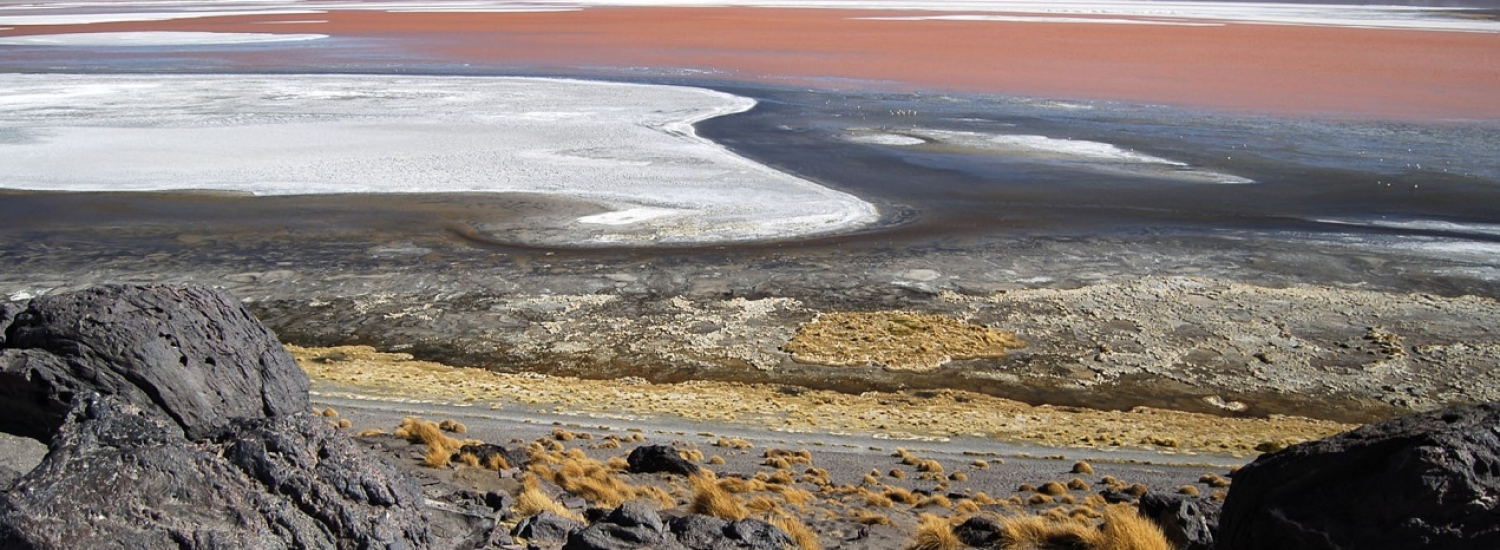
(0, 285, 440, 550)
(0, 284, 309, 440)
(1219, 401, 1500, 550)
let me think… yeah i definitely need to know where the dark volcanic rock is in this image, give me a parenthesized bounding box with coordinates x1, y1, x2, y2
(514, 511, 585, 543)
(1138, 493, 1218, 550)
(1219, 401, 1500, 550)
(0, 394, 431, 550)
(668, 514, 794, 550)
(953, 516, 1005, 548)
(626, 444, 701, 476)
(0, 284, 309, 440)
(564, 500, 686, 550)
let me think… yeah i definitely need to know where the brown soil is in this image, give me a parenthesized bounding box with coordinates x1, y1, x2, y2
(7, 7, 1498, 119)
(293, 344, 1351, 457)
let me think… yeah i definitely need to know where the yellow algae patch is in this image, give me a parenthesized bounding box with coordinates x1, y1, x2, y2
(782, 312, 1024, 371)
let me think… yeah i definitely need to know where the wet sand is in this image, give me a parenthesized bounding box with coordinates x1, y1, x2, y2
(4, 7, 1499, 119)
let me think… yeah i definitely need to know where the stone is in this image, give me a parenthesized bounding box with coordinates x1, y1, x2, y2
(0, 394, 431, 549)
(1138, 493, 1218, 550)
(626, 444, 701, 477)
(514, 511, 585, 543)
(668, 514, 794, 550)
(563, 501, 685, 550)
(0, 284, 309, 441)
(1219, 401, 1500, 550)
(953, 515, 1006, 548)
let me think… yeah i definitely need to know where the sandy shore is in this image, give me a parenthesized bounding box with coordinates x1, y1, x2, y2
(3, 6, 1498, 119)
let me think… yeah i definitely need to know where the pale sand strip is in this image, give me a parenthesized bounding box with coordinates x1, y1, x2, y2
(0, 74, 878, 247)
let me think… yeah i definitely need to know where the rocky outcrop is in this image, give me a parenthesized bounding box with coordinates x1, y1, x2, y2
(1219, 401, 1500, 550)
(1138, 493, 1218, 550)
(0, 285, 437, 549)
(514, 511, 585, 544)
(557, 501, 793, 550)
(0, 285, 309, 440)
(627, 444, 701, 477)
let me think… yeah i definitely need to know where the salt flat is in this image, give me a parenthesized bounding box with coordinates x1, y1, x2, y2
(0, 74, 878, 246)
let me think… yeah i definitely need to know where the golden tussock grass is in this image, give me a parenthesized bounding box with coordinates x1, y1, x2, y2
(606, 456, 630, 471)
(424, 443, 453, 467)
(770, 485, 815, 506)
(854, 510, 894, 526)
(765, 457, 793, 470)
(715, 436, 753, 449)
(745, 496, 782, 514)
(916, 459, 944, 474)
(972, 459, 990, 469)
(862, 473, 881, 486)
(336, 419, 352, 429)
(689, 472, 750, 520)
(915, 495, 952, 509)
(320, 407, 339, 418)
(1124, 484, 1150, 497)
(1177, 485, 1200, 496)
(905, 513, 961, 550)
(515, 474, 583, 521)
(708, 455, 726, 466)
(1039, 481, 1068, 496)
(1072, 461, 1095, 475)
(768, 470, 795, 485)
(1211, 490, 1228, 502)
(1199, 473, 1232, 488)
(1096, 503, 1173, 550)
(438, 419, 466, 433)
(861, 488, 895, 508)
(954, 499, 981, 514)
(973, 492, 999, 506)
(357, 428, 386, 437)
(1068, 478, 1091, 491)
(486, 453, 510, 471)
(551, 427, 576, 441)
(1017, 483, 1037, 493)
(719, 476, 770, 494)
(456, 452, 481, 468)
(1028, 494, 1054, 506)
(949, 471, 968, 482)
(1060, 495, 1077, 505)
(890, 469, 907, 480)
(533, 456, 673, 509)
(770, 512, 822, 550)
(680, 449, 705, 462)
(765, 448, 814, 465)
(885, 487, 920, 506)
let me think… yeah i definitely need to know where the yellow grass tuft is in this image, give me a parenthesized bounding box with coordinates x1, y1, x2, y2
(917, 459, 944, 474)
(1124, 484, 1150, 497)
(861, 488, 895, 508)
(357, 428, 386, 437)
(1072, 461, 1095, 475)
(954, 499, 980, 514)
(336, 419, 352, 429)
(536, 456, 673, 509)
(890, 469, 907, 480)
(1097, 503, 1173, 550)
(438, 419, 466, 434)
(885, 487, 920, 506)
(746, 496, 782, 514)
(949, 471, 968, 482)
(515, 474, 583, 521)
(1039, 481, 1068, 496)
(456, 452, 481, 468)
(905, 513, 961, 550)
(1199, 473, 1232, 488)
(715, 436, 753, 449)
(320, 407, 339, 418)
(708, 455, 726, 466)
(915, 494, 952, 509)
(854, 510, 894, 526)
(766, 457, 793, 470)
(551, 427, 576, 441)
(680, 449, 705, 462)
(1068, 478, 1091, 491)
(689, 473, 749, 521)
(1177, 485, 1200, 496)
(770, 512, 822, 550)
(1028, 494, 1054, 506)
(973, 459, 990, 469)
(423, 444, 452, 468)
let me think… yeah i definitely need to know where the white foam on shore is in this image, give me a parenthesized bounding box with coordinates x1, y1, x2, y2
(0, 31, 328, 46)
(855, 15, 1223, 27)
(1314, 218, 1500, 239)
(0, 74, 878, 247)
(849, 128, 1254, 184)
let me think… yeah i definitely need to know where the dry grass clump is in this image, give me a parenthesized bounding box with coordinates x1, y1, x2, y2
(357, 428, 386, 437)
(979, 507, 1170, 550)
(551, 427, 576, 441)
(890, 469, 908, 480)
(854, 510, 894, 526)
(906, 513, 961, 550)
(885, 487, 921, 506)
(715, 436, 753, 449)
(1123, 484, 1150, 497)
(1072, 461, 1095, 474)
(1199, 473, 1232, 488)
(515, 474, 583, 521)
(1028, 494, 1054, 506)
(765, 457, 793, 470)
(915, 494, 952, 509)
(801, 467, 831, 486)
(689, 472, 749, 521)
(1068, 478, 1091, 491)
(320, 407, 339, 418)
(765, 448, 814, 465)
(784, 311, 1025, 372)
(1177, 485, 1200, 496)
(770, 512, 822, 550)
(950, 471, 968, 482)
(1210, 490, 1228, 503)
(916, 459, 945, 474)
(861, 488, 896, 508)
(438, 419, 466, 434)
(973, 459, 990, 469)
(767, 470, 795, 486)
(531, 456, 673, 508)
(680, 449, 705, 462)
(336, 419, 352, 429)
(746, 496, 782, 515)
(1017, 483, 1037, 493)
(955, 499, 981, 514)
(1097, 503, 1173, 550)
(1039, 481, 1068, 496)
(708, 455, 726, 466)
(396, 418, 470, 468)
